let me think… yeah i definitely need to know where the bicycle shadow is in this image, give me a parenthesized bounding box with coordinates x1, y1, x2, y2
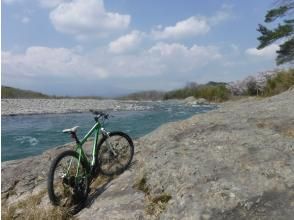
(85, 177, 113, 208)
(78, 160, 138, 213)
(127, 159, 138, 171)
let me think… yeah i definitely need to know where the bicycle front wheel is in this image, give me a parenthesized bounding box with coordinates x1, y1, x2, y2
(97, 131, 134, 176)
(47, 150, 89, 214)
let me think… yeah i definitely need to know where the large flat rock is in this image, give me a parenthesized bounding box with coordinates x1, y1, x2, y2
(2, 90, 294, 219)
(137, 90, 294, 219)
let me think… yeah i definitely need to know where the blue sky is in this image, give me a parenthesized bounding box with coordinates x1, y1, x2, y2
(2, 0, 280, 96)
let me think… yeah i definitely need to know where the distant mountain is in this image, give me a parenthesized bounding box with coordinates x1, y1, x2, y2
(1, 81, 228, 100)
(206, 81, 228, 86)
(1, 86, 105, 99)
(118, 90, 166, 101)
(117, 82, 230, 101)
(2, 86, 50, 99)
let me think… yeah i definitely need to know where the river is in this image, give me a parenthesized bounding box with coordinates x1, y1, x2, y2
(1, 101, 216, 161)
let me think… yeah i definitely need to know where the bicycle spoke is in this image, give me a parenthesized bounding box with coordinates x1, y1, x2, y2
(98, 133, 134, 175)
(49, 152, 89, 211)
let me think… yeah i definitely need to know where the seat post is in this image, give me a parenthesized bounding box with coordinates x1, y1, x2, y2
(70, 132, 80, 144)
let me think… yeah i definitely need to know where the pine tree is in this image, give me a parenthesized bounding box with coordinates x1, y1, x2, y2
(257, 0, 294, 65)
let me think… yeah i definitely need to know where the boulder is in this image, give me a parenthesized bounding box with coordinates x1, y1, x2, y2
(184, 96, 208, 105)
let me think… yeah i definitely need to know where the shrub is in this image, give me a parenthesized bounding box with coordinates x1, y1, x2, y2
(164, 84, 230, 102)
(263, 69, 294, 96)
(246, 78, 258, 96)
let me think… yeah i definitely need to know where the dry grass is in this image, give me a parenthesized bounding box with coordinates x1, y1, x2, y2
(133, 175, 172, 217)
(263, 69, 294, 96)
(2, 175, 113, 220)
(283, 128, 294, 138)
(133, 175, 150, 195)
(1, 190, 73, 220)
(145, 193, 172, 216)
(90, 175, 112, 189)
(256, 119, 294, 139)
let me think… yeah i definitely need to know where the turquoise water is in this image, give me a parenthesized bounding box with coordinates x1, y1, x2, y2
(1, 102, 217, 161)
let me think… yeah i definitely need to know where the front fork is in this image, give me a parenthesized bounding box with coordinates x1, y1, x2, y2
(101, 128, 117, 157)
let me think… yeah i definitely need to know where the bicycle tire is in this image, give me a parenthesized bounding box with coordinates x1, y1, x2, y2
(47, 150, 89, 214)
(97, 131, 134, 176)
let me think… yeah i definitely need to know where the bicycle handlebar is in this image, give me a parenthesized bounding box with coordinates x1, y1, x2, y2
(89, 109, 109, 122)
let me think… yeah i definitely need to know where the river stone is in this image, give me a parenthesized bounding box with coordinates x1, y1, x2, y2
(184, 96, 208, 105)
(184, 96, 196, 103)
(1, 99, 153, 116)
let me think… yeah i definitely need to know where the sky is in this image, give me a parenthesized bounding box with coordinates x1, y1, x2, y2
(2, 0, 282, 97)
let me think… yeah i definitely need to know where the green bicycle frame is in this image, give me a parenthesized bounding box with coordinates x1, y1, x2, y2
(71, 121, 102, 176)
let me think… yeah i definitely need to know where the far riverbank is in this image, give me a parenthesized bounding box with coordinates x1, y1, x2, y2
(1, 99, 155, 116)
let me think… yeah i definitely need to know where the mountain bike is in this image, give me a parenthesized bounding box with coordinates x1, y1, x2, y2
(47, 110, 134, 213)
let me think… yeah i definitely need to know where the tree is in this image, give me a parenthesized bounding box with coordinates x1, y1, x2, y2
(257, 0, 294, 65)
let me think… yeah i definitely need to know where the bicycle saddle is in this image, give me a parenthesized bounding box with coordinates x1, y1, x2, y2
(62, 126, 79, 133)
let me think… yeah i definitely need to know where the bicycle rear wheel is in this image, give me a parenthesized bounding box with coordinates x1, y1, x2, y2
(97, 131, 134, 176)
(47, 150, 89, 214)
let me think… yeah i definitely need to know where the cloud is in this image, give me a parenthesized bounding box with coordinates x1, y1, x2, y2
(49, 0, 131, 39)
(230, 44, 239, 52)
(108, 31, 143, 54)
(3, 42, 222, 84)
(151, 16, 210, 40)
(106, 42, 222, 77)
(2, 47, 108, 80)
(245, 44, 279, 58)
(151, 6, 231, 40)
(147, 42, 222, 72)
(21, 16, 30, 24)
(4, 42, 277, 95)
(209, 3, 232, 25)
(39, 0, 67, 8)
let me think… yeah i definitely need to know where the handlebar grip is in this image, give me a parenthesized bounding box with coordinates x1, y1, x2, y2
(90, 109, 104, 115)
(91, 110, 110, 122)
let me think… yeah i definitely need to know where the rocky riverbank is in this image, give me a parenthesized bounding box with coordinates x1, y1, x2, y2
(1, 99, 153, 116)
(2, 90, 294, 219)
